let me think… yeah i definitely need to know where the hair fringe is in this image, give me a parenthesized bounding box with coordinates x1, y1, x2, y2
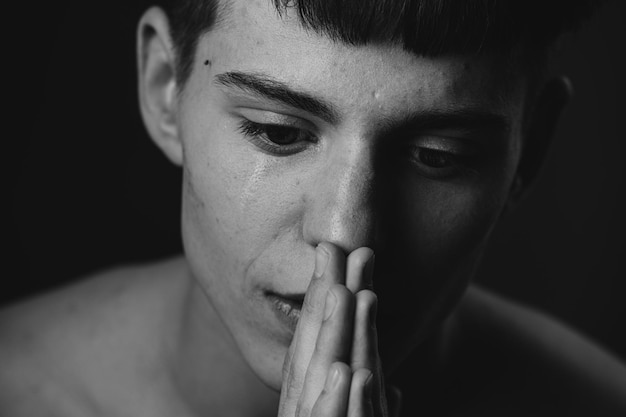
(159, 0, 605, 87)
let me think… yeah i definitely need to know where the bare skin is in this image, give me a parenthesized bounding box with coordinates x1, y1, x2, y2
(1, 254, 626, 417)
(277, 244, 394, 417)
(2, 2, 626, 415)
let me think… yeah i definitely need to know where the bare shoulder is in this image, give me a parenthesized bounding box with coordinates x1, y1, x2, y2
(0, 257, 187, 417)
(400, 285, 626, 416)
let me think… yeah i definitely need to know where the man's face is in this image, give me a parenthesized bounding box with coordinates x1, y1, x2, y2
(176, 0, 524, 389)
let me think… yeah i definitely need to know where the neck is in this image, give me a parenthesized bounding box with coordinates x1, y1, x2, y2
(168, 264, 280, 417)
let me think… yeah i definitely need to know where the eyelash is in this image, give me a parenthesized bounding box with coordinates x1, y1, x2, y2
(405, 144, 476, 179)
(237, 120, 317, 155)
(237, 119, 478, 178)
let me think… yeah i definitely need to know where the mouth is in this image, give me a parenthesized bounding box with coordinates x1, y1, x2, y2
(266, 292, 305, 334)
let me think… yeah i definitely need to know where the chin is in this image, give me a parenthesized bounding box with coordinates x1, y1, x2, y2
(246, 345, 287, 392)
(229, 320, 290, 392)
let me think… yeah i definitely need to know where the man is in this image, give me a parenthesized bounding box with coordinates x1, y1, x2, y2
(1, 0, 625, 415)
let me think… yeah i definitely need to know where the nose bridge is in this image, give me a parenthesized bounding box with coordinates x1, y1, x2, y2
(303, 141, 377, 253)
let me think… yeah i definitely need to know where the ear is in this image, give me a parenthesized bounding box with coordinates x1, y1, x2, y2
(137, 7, 182, 166)
(506, 76, 573, 208)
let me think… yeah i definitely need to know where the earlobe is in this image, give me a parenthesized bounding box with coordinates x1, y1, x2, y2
(506, 76, 573, 209)
(137, 6, 183, 166)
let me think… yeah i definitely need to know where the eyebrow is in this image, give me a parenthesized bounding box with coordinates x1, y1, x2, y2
(387, 108, 511, 137)
(215, 71, 510, 137)
(214, 71, 340, 124)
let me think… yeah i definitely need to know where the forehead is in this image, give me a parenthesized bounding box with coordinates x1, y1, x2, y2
(193, 0, 523, 123)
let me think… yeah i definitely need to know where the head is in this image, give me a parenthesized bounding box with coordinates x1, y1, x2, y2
(137, 0, 600, 389)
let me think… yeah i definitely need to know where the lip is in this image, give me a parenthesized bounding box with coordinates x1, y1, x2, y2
(266, 292, 305, 334)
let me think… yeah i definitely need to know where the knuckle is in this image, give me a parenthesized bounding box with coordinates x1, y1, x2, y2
(295, 399, 311, 417)
(282, 352, 293, 379)
(286, 363, 302, 392)
(283, 358, 306, 399)
(311, 331, 326, 356)
(302, 283, 327, 319)
(302, 295, 320, 319)
(302, 286, 320, 315)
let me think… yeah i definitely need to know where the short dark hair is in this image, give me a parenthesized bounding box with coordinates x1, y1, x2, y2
(159, 0, 604, 89)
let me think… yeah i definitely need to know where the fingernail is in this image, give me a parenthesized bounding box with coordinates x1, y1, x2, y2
(314, 244, 329, 278)
(364, 252, 375, 289)
(327, 365, 341, 390)
(324, 289, 337, 321)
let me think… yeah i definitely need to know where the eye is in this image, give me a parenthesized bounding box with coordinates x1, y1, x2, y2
(414, 147, 457, 169)
(238, 120, 316, 155)
(405, 141, 478, 179)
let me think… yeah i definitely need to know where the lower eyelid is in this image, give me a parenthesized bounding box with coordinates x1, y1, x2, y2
(250, 135, 307, 155)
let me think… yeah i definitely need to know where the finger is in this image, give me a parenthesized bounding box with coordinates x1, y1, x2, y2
(345, 247, 375, 293)
(350, 290, 377, 371)
(280, 243, 347, 414)
(386, 385, 403, 417)
(310, 362, 351, 417)
(298, 284, 355, 414)
(351, 290, 385, 413)
(347, 368, 375, 417)
(299, 243, 347, 334)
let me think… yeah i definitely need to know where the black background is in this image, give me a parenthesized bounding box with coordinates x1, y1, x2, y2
(4, 1, 626, 362)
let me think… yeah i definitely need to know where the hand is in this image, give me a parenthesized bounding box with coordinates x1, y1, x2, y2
(278, 242, 401, 417)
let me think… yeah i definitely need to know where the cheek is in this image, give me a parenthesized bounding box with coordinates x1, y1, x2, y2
(388, 141, 519, 281)
(178, 107, 263, 297)
(376, 178, 510, 322)
(412, 184, 504, 267)
(179, 109, 309, 293)
(376, 179, 510, 367)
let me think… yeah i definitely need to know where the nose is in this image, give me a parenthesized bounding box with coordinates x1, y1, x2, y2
(302, 139, 379, 254)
